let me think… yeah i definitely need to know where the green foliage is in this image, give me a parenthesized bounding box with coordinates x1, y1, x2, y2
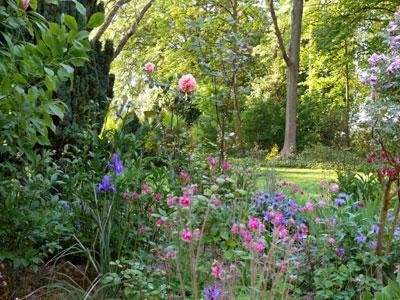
(0, 1, 90, 159)
(38, 0, 112, 149)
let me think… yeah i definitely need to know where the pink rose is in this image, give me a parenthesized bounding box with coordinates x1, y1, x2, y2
(144, 62, 155, 74)
(178, 74, 196, 93)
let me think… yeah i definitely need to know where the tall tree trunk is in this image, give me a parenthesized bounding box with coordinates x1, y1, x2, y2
(269, 0, 304, 156)
(344, 39, 351, 147)
(231, 0, 244, 155)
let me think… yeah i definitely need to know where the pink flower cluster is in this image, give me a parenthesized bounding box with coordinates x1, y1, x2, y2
(232, 217, 267, 252)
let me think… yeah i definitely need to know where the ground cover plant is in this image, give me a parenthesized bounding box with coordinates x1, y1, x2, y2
(1, 0, 400, 299)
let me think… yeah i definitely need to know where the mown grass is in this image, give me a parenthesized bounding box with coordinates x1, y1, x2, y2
(255, 167, 337, 202)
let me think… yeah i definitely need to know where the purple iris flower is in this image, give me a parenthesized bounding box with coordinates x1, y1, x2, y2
(337, 192, 347, 198)
(204, 285, 220, 300)
(112, 153, 124, 175)
(62, 202, 71, 209)
(355, 235, 367, 244)
(394, 228, 400, 237)
(97, 175, 116, 193)
(369, 241, 377, 249)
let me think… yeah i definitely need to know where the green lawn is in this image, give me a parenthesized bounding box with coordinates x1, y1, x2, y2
(256, 167, 337, 201)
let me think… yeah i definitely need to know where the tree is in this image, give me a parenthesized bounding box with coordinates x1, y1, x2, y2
(268, 0, 304, 156)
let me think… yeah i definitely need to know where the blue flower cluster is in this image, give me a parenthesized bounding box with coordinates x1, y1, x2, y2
(253, 192, 307, 225)
(204, 284, 220, 300)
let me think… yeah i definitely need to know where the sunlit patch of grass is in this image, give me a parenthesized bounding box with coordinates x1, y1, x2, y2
(256, 167, 337, 202)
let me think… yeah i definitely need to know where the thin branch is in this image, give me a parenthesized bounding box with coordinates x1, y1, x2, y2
(112, 0, 155, 61)
(267, 0, 291, 66)
(91, 0, 130, 44)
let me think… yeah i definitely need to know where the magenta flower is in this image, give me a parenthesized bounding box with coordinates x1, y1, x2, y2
(167, 196, 176, 206)
(179, 171, 190, 183)
(139, 226, 148, 234)
(222, 162, 231, 170)
(166, 250, 176, 259)
(194, 228, 201, 239)
(328, 237, 335, 245)
(211, 262, 222, 279)
(154, 193, 162, 201)
(179, 195, 191, 207)
(231, 224, 239, 234)
(180, 229, 192, 242)
(303, 202, 314, 212)
(254, 241, 265, 253)
(132, 192, 140, 199)
(141, 183, 150, 192)
(122, 192, 129, 200)
(156, 218, 163, 226)
(243, 231, 252, 243)
(248, 217, 260, 230)
(277, 225, 288, 239)
(292, 185, 299, 193)
(207, 156, 217, 167)
(144, 62, 155, 74)
(178, 74, 197, 93)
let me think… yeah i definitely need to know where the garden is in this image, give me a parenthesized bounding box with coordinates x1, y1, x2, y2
(1, 0, 400, 299)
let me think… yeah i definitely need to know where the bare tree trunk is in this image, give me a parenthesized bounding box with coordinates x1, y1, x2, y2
(344, 39, 351, 147)
(268, 0, 304, 156)
(231, 0, 244, 154)
(91, 0, 130, 44)
(113, 0, 155, 61)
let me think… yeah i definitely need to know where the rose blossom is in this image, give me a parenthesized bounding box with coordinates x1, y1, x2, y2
(178, 74, 197, 93)
(144, 62, 155, 74)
